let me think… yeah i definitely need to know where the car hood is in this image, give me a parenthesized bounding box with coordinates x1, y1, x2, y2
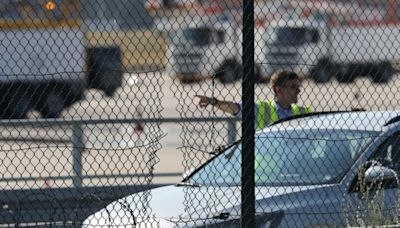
(82, 184, 338, 227)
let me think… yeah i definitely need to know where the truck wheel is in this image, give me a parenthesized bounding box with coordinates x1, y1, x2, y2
(371, 61, 393, 84)
(39, 92, 65, 118)
(40, 97, 64, 118)
(255, 63, 269, 83)
(335, 66, 356, 83)
(86, 47, 123, 96)
(216, 59, 241, 83)
(36, 82, 84, 118)
(15, 97, 30, 119)
(310, 58, 332, 83)
(336, 72, 355, 83)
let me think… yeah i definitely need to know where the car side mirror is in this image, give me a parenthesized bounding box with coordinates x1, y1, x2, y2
(364, 165, 398, 189)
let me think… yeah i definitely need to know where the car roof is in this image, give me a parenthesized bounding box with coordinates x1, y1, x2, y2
(264, 111, 400, 133)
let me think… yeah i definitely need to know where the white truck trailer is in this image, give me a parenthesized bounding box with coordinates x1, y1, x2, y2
(0, 0, 123, 119)
(264, 12, 400, 83)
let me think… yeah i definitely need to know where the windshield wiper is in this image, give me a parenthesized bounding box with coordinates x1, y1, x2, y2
(175, 182, 201, 187)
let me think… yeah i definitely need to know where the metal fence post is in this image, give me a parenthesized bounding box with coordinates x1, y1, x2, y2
(72, 124, 84, 188)
(227, 120, 237, 145)
(242, 0, 255, 226)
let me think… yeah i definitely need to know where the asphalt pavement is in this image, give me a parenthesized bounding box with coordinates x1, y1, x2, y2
(1, 71, 400, 189)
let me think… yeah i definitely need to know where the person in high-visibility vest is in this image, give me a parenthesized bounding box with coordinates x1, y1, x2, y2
(196, 69, 312, 130)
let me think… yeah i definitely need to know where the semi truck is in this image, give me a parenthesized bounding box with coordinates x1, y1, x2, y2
(147, 0, 269, 84)
(168, 16, 268, 83)
(0, 0, 123, 119)
(150, 0, 400, 84)
(264, 1, 400, 83)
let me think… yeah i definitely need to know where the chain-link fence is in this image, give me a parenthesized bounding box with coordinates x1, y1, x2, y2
(1, 0, 400, 227)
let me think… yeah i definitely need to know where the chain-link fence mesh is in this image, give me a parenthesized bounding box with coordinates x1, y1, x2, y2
(1, 0, 400, 227)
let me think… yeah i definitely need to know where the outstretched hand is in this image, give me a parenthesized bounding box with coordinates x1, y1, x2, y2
(195, 95, 239, 115)
(195, 95, 213, 108)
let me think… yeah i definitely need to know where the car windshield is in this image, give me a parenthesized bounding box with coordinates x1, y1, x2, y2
(182, 27, 213, 46)
(268, 27, 311, 46)
(177, 26, 225, 47)
(187, 129, 378, 186)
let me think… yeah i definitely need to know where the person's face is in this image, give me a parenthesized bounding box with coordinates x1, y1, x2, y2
(275, 79, 301, 104)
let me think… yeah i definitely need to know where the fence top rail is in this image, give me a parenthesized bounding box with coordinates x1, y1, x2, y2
(0, 116, 241, 127)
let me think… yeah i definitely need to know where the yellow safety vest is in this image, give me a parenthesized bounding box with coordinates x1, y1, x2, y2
(256, 100, 312, 130)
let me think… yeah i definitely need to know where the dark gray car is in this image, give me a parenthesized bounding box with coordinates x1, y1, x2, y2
(83, 111, 400, 227)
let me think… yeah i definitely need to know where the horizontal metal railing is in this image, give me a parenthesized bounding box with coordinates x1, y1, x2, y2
(0, 116, 241, 126)
(0, 117, 241, 225)
(0, 116, 240, 187)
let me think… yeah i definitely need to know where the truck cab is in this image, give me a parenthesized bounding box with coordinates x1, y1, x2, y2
(264, 7, 400, 84)
(169, 16, 241, 83)
(168, 15, 268, 83)
(264, 18, 329, 82)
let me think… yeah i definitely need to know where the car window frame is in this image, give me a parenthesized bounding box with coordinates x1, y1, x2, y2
(348, 131, 400, 193)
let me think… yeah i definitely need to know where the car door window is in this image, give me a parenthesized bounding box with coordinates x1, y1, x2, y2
(370, 132, 400, 175)
(346, 132, 400, 227)
(350, 132, 400, 192)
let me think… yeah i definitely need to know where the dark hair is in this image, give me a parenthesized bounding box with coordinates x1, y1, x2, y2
(271, 69, 300, 87)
